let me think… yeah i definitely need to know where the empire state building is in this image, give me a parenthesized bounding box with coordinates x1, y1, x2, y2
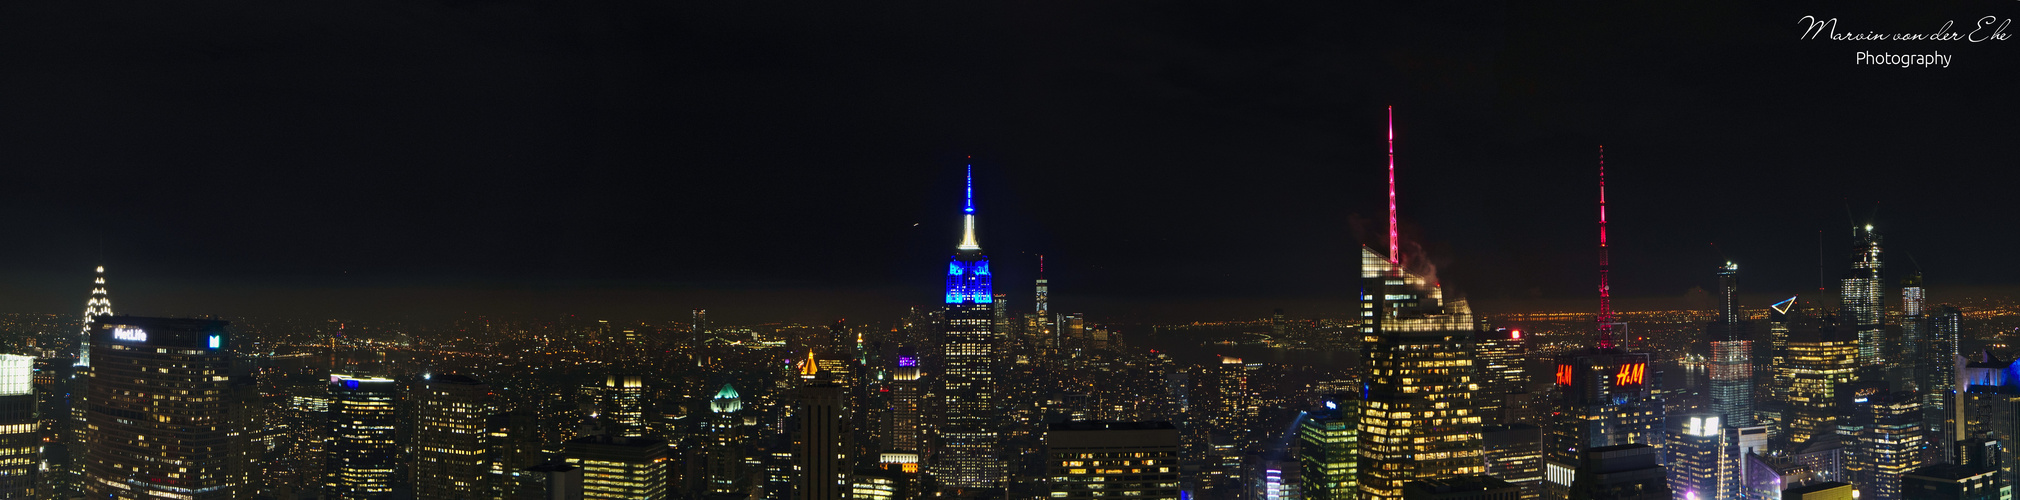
(937, 165, 1004, 491)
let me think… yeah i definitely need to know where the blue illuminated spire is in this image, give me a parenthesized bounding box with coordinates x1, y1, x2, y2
(958, 164, 980, 251)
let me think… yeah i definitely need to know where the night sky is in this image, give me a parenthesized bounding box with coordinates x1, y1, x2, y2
(1, 0, 2016, 323)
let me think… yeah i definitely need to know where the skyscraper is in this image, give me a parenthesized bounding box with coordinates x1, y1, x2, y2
(707, 384, 748, 495)
(937, 165, 1003, 490)
(564, 434, 670, 500)
(1667, 415, 1722, 500)
(1845, 390, 1924, 500)
(1782, 308, 1857, 448)
(1478, 328, 1533, 426)
(414, 374, 496, 498)
(797, 383, 850, 500)
(1841, 224, 1884, 373)
(0, 355, 37, 498)
(327, 373, 398, 499)
(1709, 263, 1755, 428)
(65, 266, 114, 497)
(1210, 356, 1252, 439)
(884, 347, 923, 462)
(1957, 351, 2020, 490)
(603, 375, 647, 438)
(1902, 274, 1927, 390)
(694, 309, 712, 345)
(82, 316, 260, 500)
(1302, 395, 1360, 500)
(1543, 149, 1665, 500)
(1926, 305, 1963, 462)
(1357, 108, 1485, 500)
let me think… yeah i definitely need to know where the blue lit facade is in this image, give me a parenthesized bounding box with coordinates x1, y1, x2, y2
(936, 165, 1004, 490)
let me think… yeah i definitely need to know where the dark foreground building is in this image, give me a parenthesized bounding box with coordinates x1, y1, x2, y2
(1045, 421, 1181, 500)
(81, 316, 259, 500)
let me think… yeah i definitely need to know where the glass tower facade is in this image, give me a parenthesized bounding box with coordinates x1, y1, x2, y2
(1841, 225, 1884, 371)
(327, 374, 398, 498)
(1301, 395, 1359, 500)
(1781, 309, 1857, 448)
(1355, 247, 1484, 500)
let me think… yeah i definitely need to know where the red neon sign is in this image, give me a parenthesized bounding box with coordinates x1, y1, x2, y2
(1555, 365, 1573, 386)
(1613, 363, 1645, 386)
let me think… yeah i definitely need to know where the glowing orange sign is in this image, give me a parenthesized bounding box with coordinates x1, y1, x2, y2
(1614, 363, 1646, 386)
(1555, 365, 1573, 386)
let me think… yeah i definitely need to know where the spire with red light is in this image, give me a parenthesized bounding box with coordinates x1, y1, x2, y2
(1387, 106, 1400, 268)
(1597, 146, 1614, 349)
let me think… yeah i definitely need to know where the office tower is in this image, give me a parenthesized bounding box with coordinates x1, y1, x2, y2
(885, 347, 923, 460)
(0, 355, 36, 498)
(1925, 305, 1963, 463)
(1566, 444, 1669, 500)
(1544, 153, 1664, 500)
(523, 462, 587, 500)
(1958, 351, 2020, 490)
(707, 384, 748, 495)
(414, 374, 496, 499)
(694, 309, 712, 345)
(797, 384, 850, 500)
(1767, 297, 1799, 407)
(564, 434, 670, 500)
(1668, 413, 1768, 500)
(1063, 313, 1087, 350)
(327, 374, 399, 499)
(1209, 355, 1252, 438)
(603, 375, 647, 438)
(1724, 427, 1769, 500)
(1043, 421, 1181, 500)
(1785, 482, 1855, 500)
(1670, 415, 1722, 500)
(1478, 328, 1533, 425)
(1482, 425, 1543, 500)
(1709, 262, 1755, 428)
(1302, 396, 1360, 500)
(1841, 224, 1884, 372)
(1404, 476, 1522, 500)
(82, 317, 259, 500)
(1357, 108, 1484, 500)
(1844, 390, 1924, 500)
(1782, 307, 1857, 448)
(937, 165, 1003, 490)
(1901, 464, 1999, 500)
(1902, 274, 1927, 387)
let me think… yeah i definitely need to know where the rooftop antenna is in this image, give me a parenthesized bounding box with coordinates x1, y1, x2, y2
(1818, 230, 1827, 293)
(1387, 106, 1400, 269)
(1597, 145, 1614, 350)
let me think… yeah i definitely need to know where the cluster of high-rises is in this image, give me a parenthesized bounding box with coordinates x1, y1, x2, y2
(4, 110, 2011, 500)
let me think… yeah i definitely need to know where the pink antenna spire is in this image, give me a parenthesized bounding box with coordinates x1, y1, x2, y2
(1387, 106, 1399, 268)
(1597, 146, 1614, 349)
(1039, 254, 1045, 278)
